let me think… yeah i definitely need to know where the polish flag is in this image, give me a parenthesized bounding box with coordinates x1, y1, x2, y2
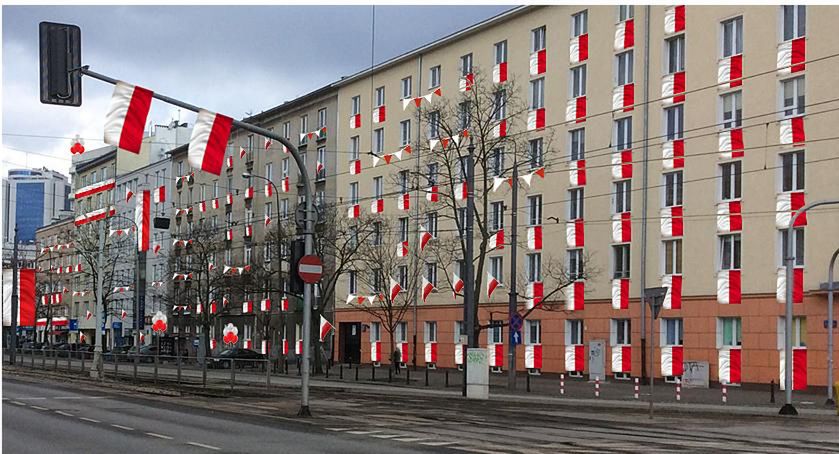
(349, 159, 362, 175)
(226, 229, 233, 241)
(153, 186, 166, 203)
(370, 198, 384, 214)
(425, 342, 438, 364)
(74, 178, 116, 200)
(612, 278, 630, 310)
(492, 119, 507, 138)
(452, 273, 464, 298)
(661, 345, 684, 377)
(612, 150, 633, 179)
(459, 73, 474, 92)
(244, 224, 252, 237)
(454, 182, 467, 201)
(663, 274, 682, 309)
(486, 272, 499, 299)
(569, 159, 586, 186)
(613, 83, 634, 112)
(775, 191, 807, 228)
(492, 62, 508, 84)
(198, 200, 207, 212)
(264, 137, 272, 150)
(349, 113, 361, 129)
(421, 277, 435, 303)
(188, 110, 233, 176)
(209, 301, 218, 314)
(397, 193, 410, 211)
(120, 309, 127, 320)
(264, 214, 271, 226)
(396, 241, 408, 258)
(264, 183, 273, 198)
(664, 5, 686, 34)
(124, 187, 134, 203)
(660, 206, 684, 238)
(662, 71, 686, 104)
(777, 267, 804, 304)
(612, 212, 632, 243)
(261, 340, 270, 355)
(777, 37, 806, 74)
(226, 193, 234, 205)
(719, 348, 741, 385)
(226, 155, 234, 170)
(347, 204, 360, 219)
(529, 49, 546, 76)
(389, 278, 402, 301)
(280, 297, 289, 312)
(319, 315, 334, 342)
(211, 198, 220, 210)
(85, 310, 92, 321)
(135, 190, 151, 252)
(526, 281, 543, 309)
(718, 129, 744, 159)
(662, 139, 685, 170)
(488, 343, 504, 368)
(565, 345, 585, 372)
(244, 186, 254, 200)
(419, 225, 433, 252)
(716, 201, 742, 233)
(569, 33, 588, 64)
(612, 345, 632, 374)
(280, 177, 290, 193)
(718, 54, 743, 88)
(779, 348, 807, 391)
(488, 229, 504, 250)
(455, 343, 464, 366)
(242, 301, 254, 313)
(240, 147, 247, 158)
(372, 106, 386, 124)
(153, 243, 161, 254)
(525, 344, 543, 370)
(527, 108, 546, 131)
(295, 339, 304, 355)
(779, 117, 805, 146)
(74, 206, 116, 227)
(566, 219, 585, 248)
(370, 341, 381, 362)
(527, 226, 542, 251)
(103, 82, 154, 154)
(425, 186, 439, 202)
(614, 19, 634, 51)
(396, 342, 409, 363)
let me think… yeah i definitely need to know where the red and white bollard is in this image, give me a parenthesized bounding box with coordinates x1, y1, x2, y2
(594, 376, 600, 398)
(634, 377, 640, 400)
(560, 374, 565, 396)
(722, 383, 728, 404)
(675, 378, 682, 402)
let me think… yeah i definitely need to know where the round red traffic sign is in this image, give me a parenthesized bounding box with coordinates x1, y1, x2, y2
(298, 255, 323, 283)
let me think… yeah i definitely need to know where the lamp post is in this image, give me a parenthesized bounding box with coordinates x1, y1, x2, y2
(108, 213, 142, 371)
(826, 247, 838, 407)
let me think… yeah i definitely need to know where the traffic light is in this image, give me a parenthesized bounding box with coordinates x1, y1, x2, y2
(39, 22, 82, 106)
(289, 239, 305, 295)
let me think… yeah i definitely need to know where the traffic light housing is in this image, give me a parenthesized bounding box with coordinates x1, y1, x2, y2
(39, 22, 82, 106)
(289, 239, 306, 295)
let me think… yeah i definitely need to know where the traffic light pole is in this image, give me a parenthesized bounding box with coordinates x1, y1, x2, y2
(76, 66, 317, 416)
(506, 157, 518, 390)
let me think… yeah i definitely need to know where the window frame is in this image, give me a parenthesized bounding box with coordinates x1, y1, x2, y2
(719, 233, 742, 270)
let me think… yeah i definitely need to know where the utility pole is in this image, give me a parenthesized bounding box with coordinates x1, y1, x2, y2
(10, 225, 19, 365)
(506, 156, 519, 390)
(462, 139, 477, 397)
(93, 220, 105, 379)
(826, 247, 838, 407)
(639, 4, 652, 385)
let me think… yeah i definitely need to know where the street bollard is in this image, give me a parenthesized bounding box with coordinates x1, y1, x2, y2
(770, 380, 775, 403)
(560, 374, 565, 396)
(526, 373, 531, 392)
(355, 366, 359, 381)
(406, 367, 410, 385)
(676, 378, 681, 402)
(42, 351, 46, 369)
(54, 351, 58, 370)
(340, 363, 343, 380)
(372, 365, 376, 382)
(326, 362, 330, 379)
(266, 360, 271, 389)
(67, 355, 72, 372)
(154, 355, 159, 385)
(297, 358, 301, 376)
(388, 366, 392, 383)
(722, 383, 728, 404)
(634, 377, 640, 399)
(177, 357, 182, 385)
(284, 359, 289, 375)
(202, 359, 207, 388)
(114, 358, 118, 379)
(445, 370, 449, 387)
(425, 367, 429, 387)
(230, 359, 235, 392)
(30, 349, 34, 369)
(595, 376, 600, 398)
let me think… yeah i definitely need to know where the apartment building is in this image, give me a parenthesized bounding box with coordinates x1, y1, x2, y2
(332, 5, 839, 387)
(33, 217, 76, 343)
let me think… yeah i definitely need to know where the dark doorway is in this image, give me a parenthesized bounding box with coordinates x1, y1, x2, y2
(339, 322, 361, 364)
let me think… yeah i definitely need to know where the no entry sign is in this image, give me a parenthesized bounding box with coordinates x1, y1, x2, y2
(298, 255, 323, 283)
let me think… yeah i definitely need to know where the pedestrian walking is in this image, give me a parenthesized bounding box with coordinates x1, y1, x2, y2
(392, 347, 401, 375)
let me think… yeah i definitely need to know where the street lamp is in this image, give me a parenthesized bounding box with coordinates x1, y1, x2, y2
(644, 286, 668, 420)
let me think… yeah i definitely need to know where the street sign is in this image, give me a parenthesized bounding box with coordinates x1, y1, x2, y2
(825, 320, 838, 329)
(298, 255, 323, 283)
(509, 312, 523, 332)
(644, 287, 668, 320)
(511, 329, 522, 346)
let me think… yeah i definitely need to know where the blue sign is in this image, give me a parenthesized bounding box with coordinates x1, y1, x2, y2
(825, 320, 838, 329)
(112, 321, 122, 330)
(509, 313, 523, 332)
(69, 319, 79, 331)
(511, 329, 522, 346)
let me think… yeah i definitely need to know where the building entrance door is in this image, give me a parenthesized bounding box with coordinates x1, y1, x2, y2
(339, 322, 361, 364)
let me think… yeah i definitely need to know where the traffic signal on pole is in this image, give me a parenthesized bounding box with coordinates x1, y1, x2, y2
(39, 22, 82, 106)
(289, 239, 305, 295)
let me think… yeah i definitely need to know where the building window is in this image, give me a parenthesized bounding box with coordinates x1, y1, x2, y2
(490, 256, 504, 285)
(526, 253, 542, 282)
(493, 90, 506, 120)
(318, 108, 327, 129)
(459, 101, 471, 130)
(613, 180, 631, 213)
(719, 317, 742, 347)
(528, 138, 544, 169)
(663, 318, 684, 346)
(780, 150, 805, 192)
(425, 262, 438, 287)
(426, 212, 438, 236)
(528, 194, 543, 225)
(780, 228, 805, 266)
(300, 115, 309, 138)
(616, 51, 634, 86)
(351, 96, 361, 117)
(721, 16, 743, 57)
(530, 78, 545, 109)
(429, 66, 441, 89)
(720, 233, 742, 270)
(618, 5, 634, 22)
(398, 170, 409, 194)
(525, 319, 541, 345)
(401, 76, 412, 99)
(348, 270, 358, 294)
(570, 65, 587, 98)
(720, 161, 742, 200)
(665, 105, 684, 140)
(490, 201, 504, 231)
(569, 249, 584, 280)
(566, 320, 584, 346)
(663, 171, 683, 207)
(782, 77, 805, 117)
(664, 239, 682, 275)
(370, 322, 381, 342)
(316, 147, 326, 179)
(615, 117, 632, 150)
(373, 128, 384, 155)
(426, 162, 439, 185)
(531, 26, 546, 52)
(399, 217, 409, 242)
(494, 40, 507, 64)
(570, 128, 585, 161)
(460, 53, 473, 76)
(489, 323, 503, 344)
(374, 86, 385, 107)
(455, 321, 466, 342)
(282, 121, 290, 139)
(782, 5, 806, 41)
(613, 319, 631, 346)
(397, 265, 408, 290)
(373, 176, 383, 199)
(721, 91, 742, 129)
(568, 188, 584, 220)
(425, 321, 437, 343)
(400, 120, 411, 147)
(350, 136, 360, 160)
(613, 244, 630, 279)
(428, 111, 440, 138)
(571, 10, 588, 37)
(490, 148, 504, 176)
(666, 35, 685, 74)
(395, 321, 408, 343)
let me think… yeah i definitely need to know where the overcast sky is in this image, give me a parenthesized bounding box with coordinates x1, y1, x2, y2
(1, 5, 511, 178)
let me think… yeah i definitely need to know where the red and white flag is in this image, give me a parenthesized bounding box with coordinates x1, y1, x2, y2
(526, 281, 543, 309)
(211, 198, 220, 210)
(264, 137, 272, 150)
(349, 113, 361, 129)
(613, 83, 635, 112)
(779, 348, 807, 391)
(776, 191, 807, 228)
(492, 62, 508, 84)
(121, 309, 127, 320)
(425, 186, 439, 202)
(569, 33, 588, 64)
(612, 212, 632, 243)
(370, 198, 384, 214)
(226, 155, 233, 170)
(419, 225, 433, 252)
(372, 106, 386, 124)
(612, 150, 633, 179)
(662, 139, 685, 170)
(242, 301, 254, 314)
(226, 229, 233, 241)
(527, 226, 542, 250)
(663, 274, 682, 309)
(660, 206, 684, 237)
(612, 345, 632, 374)
(614, 19, 634, 50)
(662, 71, 686, 104)
(85, 310, 92, 321)
(486, 272, 499, 299)
(454, 182, 468, 201)
(103, 81, 153, 154)
(719, 348, 741, 384)
(396, 241, 408, 258)
(527, 108, 545, 131)
(425, 341, 438, 364)
(664, 5, 685, 34)
(397, 193, 410, 211)
(612, 278, 630, 310)
(125, 187, 134, 202)
(244, 224, 252, 237)
(135, 190, 151, 252)
(280, 297, 289, 312)
(779, 117, 805, 146)
(661, 346, 684, 376)
(525, 344, 542, 370)
(260, 298, 271, 312)
(347, 204, 360, 219)
(153, 185, 166, 203)
(566, 96, 586, 123)
(488, 229, 504, 250)
(244, 186, 254, 200)
(777, 37, 806, 74)
(261, 340, 270, 355)
(718, 129, 744, 159)
(716, 201, 742, 233)
(74, 206, 116, 227)
(188, 109, 233, 176)
(452, 273, 464, 299)
(777, 267, 805, 304)
(349, 159, 362, 175)
(280, 177, 290, 193)
(421, 277, 435, 303)
(240, 147, 247, 158)
(492, 119, 507, 138)
(529, 49, 546, 76)
(566, 219, 585, 248)
(74, 178, 115, 200)
(264, 183, 273, 198)
(389, 278, 402, 301)
(226, 193, 234, 205)
(569, 159, 586, 186)
(459, 73, 474, 92)
(565, 345, 585, 372)
(718, 54, 743, 88)
(198, 200, 207, 213)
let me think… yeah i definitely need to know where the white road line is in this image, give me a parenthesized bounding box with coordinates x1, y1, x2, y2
(146, 432, 173, 440)
(450, 447, 507, 454)
(325, 428, 350, 431)
(395, 438, 427, 442)
(369, 434, 402, 439)
(111, 424, 135, 431)
(55, 410, 74, 417)
(186, 441, 221, 450)
(346, 430, 384, 435)
(14, 397, 47, 400)
(421, 441, 458, 447)
(53, 396, 106, 400)
(11, 401, 27, 406)
(80, 417, 101, 423)
(30, 405, 49, 411)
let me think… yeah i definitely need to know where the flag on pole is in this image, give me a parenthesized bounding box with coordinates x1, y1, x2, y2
(188, 109, 233, 176)
(103, 81, 154, 154)
(135, 190, 150, 252)
(319, 315, 334, 341)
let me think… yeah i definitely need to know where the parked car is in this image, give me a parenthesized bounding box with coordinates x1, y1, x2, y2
(21, 341, 43, 353)
(104, 345, 131, 362)
(48, 342, 71, 357)
(209, 348, 266, 369)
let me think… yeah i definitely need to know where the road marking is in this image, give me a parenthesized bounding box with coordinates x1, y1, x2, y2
(450, 447, 506, 454)
(146, 432, 173, 440)
(395, 437, 427, 442)
(325, 428, 350, 431)
(11, 401, 27, 406)
(369, 434, 402, 439)
(55, 410, 74, 417)
(30, 405, 49, 411)
(111, 424, 135, 431)
(186, 441, 221, 450)
(421, 441, 458, 447)
(80, 417, 101, 423)
(14, 397, 47, 400)
(53, 396, 106, 400)
(346, 430, 383, 435)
